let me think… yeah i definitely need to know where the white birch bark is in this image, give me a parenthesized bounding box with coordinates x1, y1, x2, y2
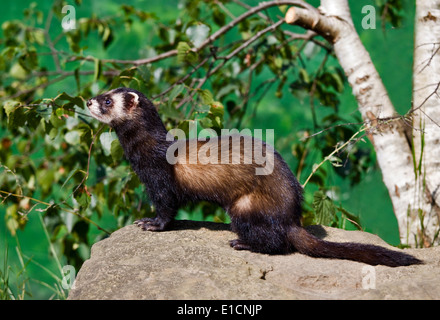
(412, 0, 440, 246)
(286, 0, 439, 246)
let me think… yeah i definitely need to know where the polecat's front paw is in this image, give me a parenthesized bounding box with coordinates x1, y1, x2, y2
(134, 217, 168, 231)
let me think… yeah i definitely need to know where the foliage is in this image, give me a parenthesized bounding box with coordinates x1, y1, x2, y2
(1, 216, 68, 299)
(375, 0, 405, 30)
(0, 0, 403, 298)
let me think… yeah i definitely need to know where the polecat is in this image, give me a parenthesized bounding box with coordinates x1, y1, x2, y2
(86, 87, 422, 267)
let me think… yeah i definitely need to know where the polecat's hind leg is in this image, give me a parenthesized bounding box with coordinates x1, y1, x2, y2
(229, 239, 252, 251)
(229, 211, 293, 254)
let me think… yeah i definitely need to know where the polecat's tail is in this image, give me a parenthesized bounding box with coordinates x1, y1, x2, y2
(288, 225, 422, 267)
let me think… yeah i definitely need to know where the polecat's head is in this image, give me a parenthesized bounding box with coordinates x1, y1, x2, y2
(86, 87, 142, 126)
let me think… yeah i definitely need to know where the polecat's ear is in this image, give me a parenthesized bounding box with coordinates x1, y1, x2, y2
(126, 92, 139, 110)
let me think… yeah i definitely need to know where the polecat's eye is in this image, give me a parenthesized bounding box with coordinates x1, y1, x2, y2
(105, 99, 111, 105)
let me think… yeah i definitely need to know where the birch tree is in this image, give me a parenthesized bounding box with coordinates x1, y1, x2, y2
(286, 0, 440, 247)
(412, 0, 440, 246)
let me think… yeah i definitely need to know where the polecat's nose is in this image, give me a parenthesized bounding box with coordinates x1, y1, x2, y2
(86, 99, 92, 107)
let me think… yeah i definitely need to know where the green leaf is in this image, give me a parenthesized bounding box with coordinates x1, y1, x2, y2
(9, 62, 28, 80)
(168, 84, 185, 106)
(37, 168, 56, 194)
(110, 139, 124, 163)
(49, 127, 59, 140)
(177, 41, 198, 63)
(26, 109, 42, 129)
(328, 155, 343, 167)
(74, 187, 90, 209)
(4, 100, 20, 117)
(56, 107, 65, 117)
(61, 168, 82, 189)
(54, 92, 84, 109)
(313, 190, 336, 226)
(199, 116, 213, 128)
(74, 68, 81, 91)
(66, 29, 81, 53)
(212, 7, 226, 26)
(18, 48, 38, 71)
(5, 204, 19, 236)
(65, 130, 81, 145)
(198, 89, 214, 105)
(100, 132, 118, 156)
(278, 5, 288, 14)
(101, 26, 113, 48)
(50, 112, 65, 128)
(330, 71, 344, 92)
(8, 107, 26, 131)
(303, 41, 320, 59)
(94, 58, 102, 82)
(299, 68, 310, 83)
(210, 101, 224, 116)
(195, 104, 210, 113)
(186, 23, 210, 47)
(110, 67, 137, 88)
(177, 41, 191, 62)
(29, 29, 45, 45)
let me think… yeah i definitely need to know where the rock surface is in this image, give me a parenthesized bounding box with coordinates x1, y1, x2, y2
(68, 220, 440, 300)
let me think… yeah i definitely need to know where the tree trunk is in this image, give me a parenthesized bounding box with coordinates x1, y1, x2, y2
(412, 0, 440, 246)
(286, 0, 440, 246)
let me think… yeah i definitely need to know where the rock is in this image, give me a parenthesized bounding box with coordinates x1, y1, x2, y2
(67, 220, 440, 300)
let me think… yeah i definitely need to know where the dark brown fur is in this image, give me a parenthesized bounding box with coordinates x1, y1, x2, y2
(87, 87, 422, 267)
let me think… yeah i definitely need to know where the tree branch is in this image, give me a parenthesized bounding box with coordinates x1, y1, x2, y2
(285, 6, 346, 43)
(73, 1, 311, 67)
(210, 18, 286, 75)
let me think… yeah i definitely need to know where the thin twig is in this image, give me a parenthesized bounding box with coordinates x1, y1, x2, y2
(208, 18, 286, 79)
(0, 190, 111, 234)
(64, 125, 105, 202)
(302, 127, 366, 188)
(44, 8, 61, 72)
(305, 121, 365, 139)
